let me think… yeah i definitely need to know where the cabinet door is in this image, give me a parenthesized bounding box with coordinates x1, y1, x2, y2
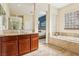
(18, 35, 30, 55)
(31, 34, 38, 51)
(2, 36, 18, 56)
(0, 39, 1, 56)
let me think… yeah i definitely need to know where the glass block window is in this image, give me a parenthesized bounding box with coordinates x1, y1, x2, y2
(64, 10, 79, 29)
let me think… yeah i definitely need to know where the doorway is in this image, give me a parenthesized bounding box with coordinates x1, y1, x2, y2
(36, 4, 49, 44)
(38, 14, 46, 44)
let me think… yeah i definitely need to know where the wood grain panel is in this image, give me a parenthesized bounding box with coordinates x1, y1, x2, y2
(2, 36, 18, 56)
(2, 36, 18, 42)
(0, 38, 2, 56)
(18, 35, 30, 55)
(31, 34, 38, 51)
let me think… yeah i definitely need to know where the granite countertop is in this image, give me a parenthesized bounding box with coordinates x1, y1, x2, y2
(52, 35, 79, 43)
(0, 30, 38, 37)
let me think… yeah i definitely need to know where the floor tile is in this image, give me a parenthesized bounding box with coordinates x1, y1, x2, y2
(23, 39, 78, 56)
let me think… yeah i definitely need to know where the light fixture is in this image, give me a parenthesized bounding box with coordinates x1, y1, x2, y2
(17, 4, 22, 7)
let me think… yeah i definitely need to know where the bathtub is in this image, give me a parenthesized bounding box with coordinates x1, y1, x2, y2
(52, 35, 79, 43)
(49, 36, 79, 55)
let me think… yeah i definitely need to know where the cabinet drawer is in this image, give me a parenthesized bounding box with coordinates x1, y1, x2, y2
(18, 35, 30, 39)
(2, 36, 18, 42)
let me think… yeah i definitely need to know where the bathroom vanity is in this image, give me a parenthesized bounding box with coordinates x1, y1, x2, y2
(0, 33, 38, 56)
(0, 39, 1, 56)
(0, 4, 39, 56)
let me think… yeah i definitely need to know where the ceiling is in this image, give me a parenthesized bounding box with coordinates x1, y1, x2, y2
(8, 3, 34, 15)
(8, 3, 48, 16)
(8, 3, 71, 16)
(36, 3, 48, 17)
(52, 3, 71, 8)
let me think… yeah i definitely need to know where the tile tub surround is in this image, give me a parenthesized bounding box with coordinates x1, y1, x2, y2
(49, 36, 79, 55)
(53, 32, 79, 37)
(51, 35, 79, 43)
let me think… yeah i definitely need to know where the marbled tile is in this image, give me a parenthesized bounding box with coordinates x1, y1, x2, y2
(23, 39, 78, 56)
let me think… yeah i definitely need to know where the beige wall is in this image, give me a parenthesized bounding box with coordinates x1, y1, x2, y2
(23, 15, 33, 32)
(34, 13, 39, 33)
(57, 4, 79, 33)
(50, 5, 58, 37)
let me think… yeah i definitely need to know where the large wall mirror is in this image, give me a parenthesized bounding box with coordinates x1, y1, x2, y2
(0, 4, 23, 31)
(0, 4, 6, 30)
(8, 16, 23, 30)
(0, 4, 5, 15)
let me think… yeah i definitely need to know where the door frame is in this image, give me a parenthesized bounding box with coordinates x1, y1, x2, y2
(46, 4, 50, 43)
(34, 4, 50, 44)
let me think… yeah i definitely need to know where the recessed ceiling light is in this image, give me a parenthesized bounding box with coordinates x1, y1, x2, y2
(52, 3, 71, 8)
(17, 4, 22, 7)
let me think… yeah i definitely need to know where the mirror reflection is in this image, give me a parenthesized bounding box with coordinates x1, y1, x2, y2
(0, 4, 23, 31)
(9, 16, 23, 30)
(0, 4, 6, 31)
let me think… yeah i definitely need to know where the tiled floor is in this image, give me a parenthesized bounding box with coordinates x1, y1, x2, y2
(23, 39, 78, 56)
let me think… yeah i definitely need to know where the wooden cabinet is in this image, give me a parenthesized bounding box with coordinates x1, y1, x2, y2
(18, 35, 30, 55)
(2, 36, 18, 56)
(31, 34, 38, 51)
(0, 33, 38, 56)
(0, 37, 2, 56)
